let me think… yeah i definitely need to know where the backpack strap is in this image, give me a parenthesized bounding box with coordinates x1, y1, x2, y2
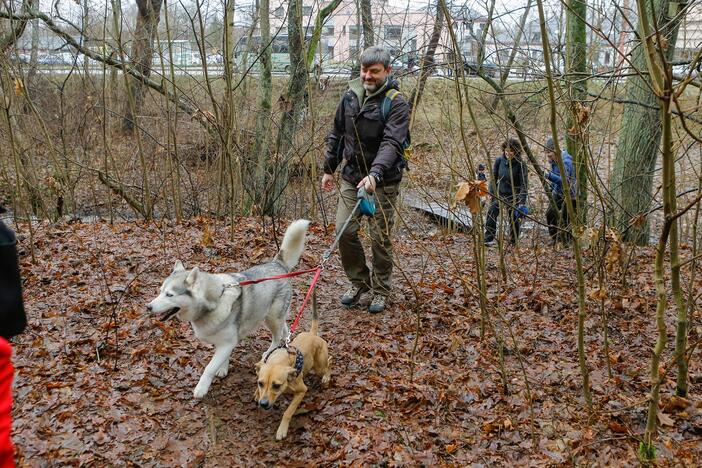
(380, 89, 400, 123)
(380, 88, 413, 170)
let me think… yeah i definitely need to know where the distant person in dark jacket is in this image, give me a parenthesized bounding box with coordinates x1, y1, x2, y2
(476, 163, 487, 181)
(322, 46, 410, 314)
(0, 215, 26, 468)
(543, 137, 577, 245)
(484, 138, 529, 246)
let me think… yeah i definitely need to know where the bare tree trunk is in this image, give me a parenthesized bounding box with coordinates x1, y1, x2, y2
(82, 0, 90, 79)
(565, 0, 588, 221)
(489, 0, 532, 111)
(610, 0, 685, 244)
(0, 0, 34, 52)
(26, 18, 39, 85)
(360, 0, 373, 48)
(536, 0, 592, 410)
(409, 0, 443, 116)
(305, 0, 343, 67)
(349, 0, 365, 79)
(267, 0, 306, 215)
(122, 0, 163, 133)
(251, 0, 272, 213)
(634, 0, 688, 459)
(475, 0, 495, 65)
(221, 0, 241, 230)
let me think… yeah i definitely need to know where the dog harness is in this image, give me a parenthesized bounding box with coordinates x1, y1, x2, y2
(263, 345, 304, 377)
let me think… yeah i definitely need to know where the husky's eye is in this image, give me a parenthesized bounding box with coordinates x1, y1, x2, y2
(166, 292, 173, 297)
(272, 383, 281, 390)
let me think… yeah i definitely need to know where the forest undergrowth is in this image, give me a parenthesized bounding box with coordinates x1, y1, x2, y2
(9, 213, 702, 465)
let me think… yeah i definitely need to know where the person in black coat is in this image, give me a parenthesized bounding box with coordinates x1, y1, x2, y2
(0, 217, 25, 340)
(484, 138, 529, 245)
(0, 213, 25, 467)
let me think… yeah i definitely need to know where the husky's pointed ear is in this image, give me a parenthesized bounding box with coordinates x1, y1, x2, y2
(173, 260, 185, 272)
(185, 267, 199, 286)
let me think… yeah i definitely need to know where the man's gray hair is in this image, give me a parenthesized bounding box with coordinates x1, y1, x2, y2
(360, 46, 391, 68)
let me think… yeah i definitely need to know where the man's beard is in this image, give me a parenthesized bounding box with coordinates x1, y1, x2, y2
(362, 80, 378, 92)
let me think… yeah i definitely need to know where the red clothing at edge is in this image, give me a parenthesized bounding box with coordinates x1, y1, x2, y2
(0, 338, 14, 468)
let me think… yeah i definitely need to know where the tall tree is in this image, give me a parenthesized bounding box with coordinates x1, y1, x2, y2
(0, 0, 34, 52)
(360, 0, 373, 48)
(565, 0, 588, 221)
(305, 0, 343, 67)
(267, 0, 306, 215)
(610, 0, 685, 243)
(26, 18, 39, 85)
(271, 0, 344, 215)
(251, 0, 273, 212)
(122, 0, 163, 133)
(409, 0, 443, 116)
(633, 0, 691, 458)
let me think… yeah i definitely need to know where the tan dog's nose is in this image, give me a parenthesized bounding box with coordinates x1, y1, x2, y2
(259, 399, 271, 410)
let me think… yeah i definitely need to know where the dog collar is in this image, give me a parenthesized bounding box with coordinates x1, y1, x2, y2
(263, 345, 304, 377)
(220, 273, 246, 297)
(293, 348, 304, 377)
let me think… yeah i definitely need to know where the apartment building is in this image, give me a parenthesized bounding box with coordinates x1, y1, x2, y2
(676, 3, 702, 61)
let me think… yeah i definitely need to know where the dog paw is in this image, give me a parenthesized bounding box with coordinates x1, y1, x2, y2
(275, 425, 288, 440)
(193, 382, 210, 399)
(322, 374, 331, 386)
(216, 365, 229, 378)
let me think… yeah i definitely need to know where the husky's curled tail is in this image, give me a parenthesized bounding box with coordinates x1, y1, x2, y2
(275, 219, 311, 271)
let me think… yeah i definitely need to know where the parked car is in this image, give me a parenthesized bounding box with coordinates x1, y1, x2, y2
(206, 53, 223, 65)
(8, 52, 30, 64)
(391, 58, 408, 74)
(37, 54, 64, 65)
(672, 62, 701, 78)
(464, 61, 499, 78)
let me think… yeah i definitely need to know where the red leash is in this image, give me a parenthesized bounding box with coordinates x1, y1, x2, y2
(234, 265, 323, 337)
(288, 266, 322, 335)
(237, 267, 321, 286)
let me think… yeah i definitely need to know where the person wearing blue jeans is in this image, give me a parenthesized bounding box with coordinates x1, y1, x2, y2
(484, 138, 529, 246)
(543, 137, 577, 245)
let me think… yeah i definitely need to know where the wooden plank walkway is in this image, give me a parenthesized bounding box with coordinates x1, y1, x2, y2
(403, 192, 474, 231)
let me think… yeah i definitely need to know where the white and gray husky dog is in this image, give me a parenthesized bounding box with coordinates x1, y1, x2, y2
(146, 219, 311, 399)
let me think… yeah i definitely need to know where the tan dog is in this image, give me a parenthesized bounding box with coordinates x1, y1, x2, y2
(255, 296, 331, 440)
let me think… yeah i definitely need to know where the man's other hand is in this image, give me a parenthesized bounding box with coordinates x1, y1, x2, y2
(357, 175, 377, 194)
(322, 173, 335, 192)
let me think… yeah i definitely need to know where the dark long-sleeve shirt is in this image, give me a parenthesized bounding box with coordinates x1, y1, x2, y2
(490, 155, 528, 205)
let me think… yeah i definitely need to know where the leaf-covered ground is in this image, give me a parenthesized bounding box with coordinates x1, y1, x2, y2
(10, 216, 702, 465)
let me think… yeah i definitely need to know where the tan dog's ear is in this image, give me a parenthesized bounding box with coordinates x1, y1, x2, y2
(287, 367, 298, 381)
(255, 361, 264, 371)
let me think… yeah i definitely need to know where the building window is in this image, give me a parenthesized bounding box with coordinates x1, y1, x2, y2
(384, 25, 402, 40)
(302, 6, 312, 16)
(326, 45, 334, 59)
(323, 25, 334, 36)
(604, 51, 611, 65)
(349, 45, 359, 60)
(349, 25, 360, 40)
(273, 6, 284, 18)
